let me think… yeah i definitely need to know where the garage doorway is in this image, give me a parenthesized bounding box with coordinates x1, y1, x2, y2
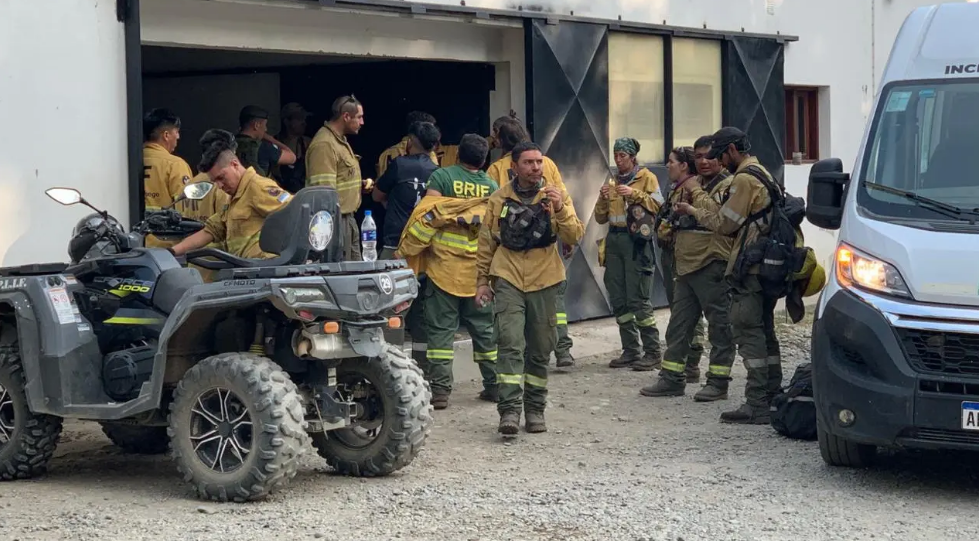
(142, 45, 496, 244)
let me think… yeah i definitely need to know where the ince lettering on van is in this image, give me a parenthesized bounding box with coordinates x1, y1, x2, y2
(945, 63, 979, 75)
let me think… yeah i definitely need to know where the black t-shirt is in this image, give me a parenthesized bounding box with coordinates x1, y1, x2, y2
(235, 135, 283, 179)
(257, 140, 282, 178)
(375, 154, 439, 248)
(276, 136, 309, 193)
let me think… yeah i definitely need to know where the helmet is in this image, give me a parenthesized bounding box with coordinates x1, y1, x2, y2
(69, 213, 124, 263)
(803, 262, 827, 298)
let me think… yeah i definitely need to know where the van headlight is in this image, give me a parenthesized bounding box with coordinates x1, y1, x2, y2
(836, 243, 911, 298)
(309, 211, 333, 252)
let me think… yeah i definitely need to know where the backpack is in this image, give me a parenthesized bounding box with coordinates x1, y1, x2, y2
(733, 165, 811, 299)
(770, 363, 817, 440)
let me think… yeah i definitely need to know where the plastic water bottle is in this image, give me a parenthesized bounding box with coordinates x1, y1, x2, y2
(361, 210, 377, 262)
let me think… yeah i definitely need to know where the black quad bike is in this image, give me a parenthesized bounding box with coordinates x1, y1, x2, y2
(0, 182, 432, 502)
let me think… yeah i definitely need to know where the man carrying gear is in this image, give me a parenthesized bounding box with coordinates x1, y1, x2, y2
(169, 129, 292, 260)
(673, 126, 779, 424)
(640, 145, 736, 401)
(476, 141, 584, 436)
(594, 137, 665, 372)
(397, 134, 500, 409)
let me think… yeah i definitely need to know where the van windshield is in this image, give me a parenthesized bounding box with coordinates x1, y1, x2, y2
(859, 82, 979, 224)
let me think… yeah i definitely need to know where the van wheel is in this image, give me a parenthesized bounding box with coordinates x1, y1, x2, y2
(311, 345, 433, 476)
(0, 347, 63, 480)
(168, 353, 308, 502)
(818, 424, 876, 468)
(100, 423, 169, 455)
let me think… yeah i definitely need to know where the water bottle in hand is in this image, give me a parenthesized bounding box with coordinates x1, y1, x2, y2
(361, 210, 377, 262)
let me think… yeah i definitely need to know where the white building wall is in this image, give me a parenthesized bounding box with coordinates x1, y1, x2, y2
(0, 0, 129, 266)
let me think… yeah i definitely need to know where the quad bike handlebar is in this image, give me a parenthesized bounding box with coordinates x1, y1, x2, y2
(135, 209, 205, 238)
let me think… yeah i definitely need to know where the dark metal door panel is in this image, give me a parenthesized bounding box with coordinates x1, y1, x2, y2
(723, 37, 787, 185)
(525, 19, 669, 322)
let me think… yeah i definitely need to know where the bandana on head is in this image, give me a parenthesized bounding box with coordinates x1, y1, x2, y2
(614, 137, 639, 156)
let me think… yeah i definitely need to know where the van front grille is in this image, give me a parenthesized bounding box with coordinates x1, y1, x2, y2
(900, 428, 979, 447)
(897, 329, 979, 376)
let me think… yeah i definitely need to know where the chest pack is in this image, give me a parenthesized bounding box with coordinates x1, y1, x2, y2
(770, 363, 817, 441)
(498, 198, 556, 252)
(734, 165, 811, 299)
(626, 202, 657, 243)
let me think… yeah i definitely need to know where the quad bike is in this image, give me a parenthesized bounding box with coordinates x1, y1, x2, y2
(0, 182, 432, 502)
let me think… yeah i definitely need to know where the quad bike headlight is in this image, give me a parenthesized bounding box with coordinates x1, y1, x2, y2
(280, 287, 327, 305)
(309, 211, 334, 252)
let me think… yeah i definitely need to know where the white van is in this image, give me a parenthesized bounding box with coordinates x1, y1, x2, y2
(807, 2, 979, 466)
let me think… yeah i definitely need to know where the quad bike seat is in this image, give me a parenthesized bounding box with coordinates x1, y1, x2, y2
(152, 267, 204, 314)
(185, 186, 341, 272)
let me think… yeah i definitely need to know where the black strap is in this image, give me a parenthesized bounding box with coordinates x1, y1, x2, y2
(702, 170, 730, 194)
(733, 165, 784, 234)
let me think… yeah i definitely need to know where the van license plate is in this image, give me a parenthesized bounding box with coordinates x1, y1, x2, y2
(962, 402, 979, 431)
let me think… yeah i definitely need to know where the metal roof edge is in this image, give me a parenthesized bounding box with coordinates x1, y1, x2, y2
(313, 0, 800, 43)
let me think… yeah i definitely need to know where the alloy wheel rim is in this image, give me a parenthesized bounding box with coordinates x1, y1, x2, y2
(0, 384, 15, 447)
(189, 387, 254, 474)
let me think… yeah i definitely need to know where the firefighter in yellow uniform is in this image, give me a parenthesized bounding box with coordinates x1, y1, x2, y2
(476, 141, 584, 436)
(673, 127, 776, 424)
(170, 130, 291, 260)
(377, 111, 439, 178)
(401, 134, 500, 409)
(306, 95, 369, 261)
(641, 146, 736, 401)
(484, 118, 574, 368)
(396, 189, 497, 409)
(594, 137, 664, 371)
(143, 108, 193, 215)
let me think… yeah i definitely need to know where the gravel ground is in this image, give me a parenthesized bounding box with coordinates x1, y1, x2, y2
(3, 308, 979, 541)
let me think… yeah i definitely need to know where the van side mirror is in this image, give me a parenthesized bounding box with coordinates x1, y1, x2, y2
(807, 158, 850, 230)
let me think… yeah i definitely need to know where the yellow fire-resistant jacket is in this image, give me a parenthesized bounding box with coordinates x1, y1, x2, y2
(593, 167, 663, 266)
(396, 196, 490, 298)
(476, 178, 584, 293)
(671, 171, 736, 277)
(688, 156, 772, 277)
(377, 136, 439, 178)
(203, 167, 292, 259)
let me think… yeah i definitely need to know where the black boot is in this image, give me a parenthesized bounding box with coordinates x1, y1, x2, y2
(609, 350, 642, 368)
(693, 378, 729, 402)
(719, 403, 770, 424)
(640, 376, 685, 397)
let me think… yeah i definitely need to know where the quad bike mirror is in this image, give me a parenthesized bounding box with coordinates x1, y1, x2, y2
(183, 182, 214, 201)
(46, 187, 82, 206)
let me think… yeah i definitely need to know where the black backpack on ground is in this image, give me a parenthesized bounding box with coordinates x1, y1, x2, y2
(770, 363, 817, 440)
(733, 165, 810, 299)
